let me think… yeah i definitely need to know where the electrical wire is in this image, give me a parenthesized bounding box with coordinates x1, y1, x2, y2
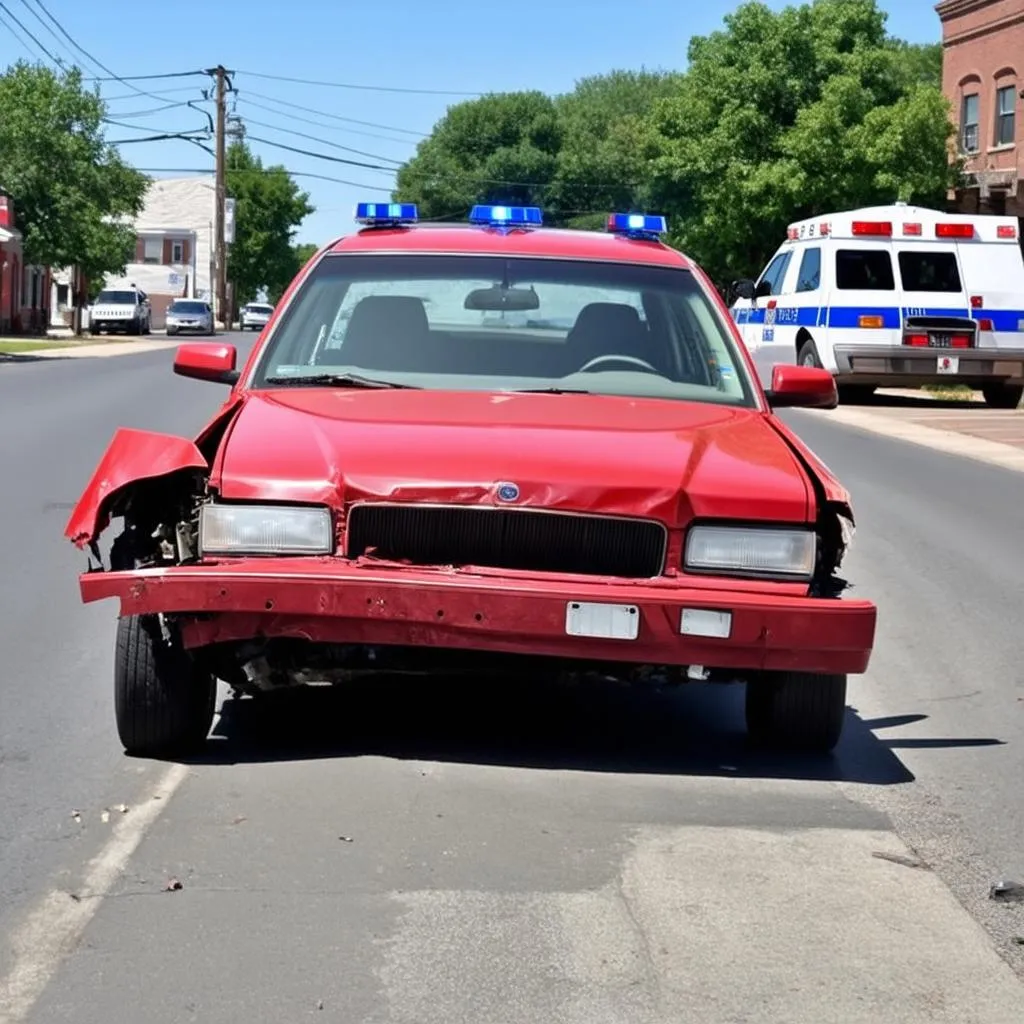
(244, 134, 399, 173)
(18, 0, 79, 66)
(78, 69, 204, 82)
(133, 166, 393, 192)
(0, 0, 64, 65)
(19, 0, 197, 106)
(0, 6, 33, 52)
(233, 68, 480, 97)
(238, 96, 421, 146)
(107, 132, 211, 145)
(238, 115, 404, 165)
(241, 89, 428, 137)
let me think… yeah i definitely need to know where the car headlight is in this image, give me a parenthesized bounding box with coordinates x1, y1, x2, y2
(684, 525, 816, 580)
(199, 503, 333, 556)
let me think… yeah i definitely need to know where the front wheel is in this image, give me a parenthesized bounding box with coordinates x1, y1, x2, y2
(745, 672, 847, 753)
(981, 383, 1023, 409)
(114, 614, 216, 756)
(797, 338, 821, 369)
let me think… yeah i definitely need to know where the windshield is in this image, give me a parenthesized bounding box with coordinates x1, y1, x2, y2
(252, 254, 755, 406)
(169, 301, 207, 314)
(246, 304, 274, 314)
(95, 290, 137, 304)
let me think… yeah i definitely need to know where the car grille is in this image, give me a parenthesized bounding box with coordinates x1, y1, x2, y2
(345, 504, 667, 578)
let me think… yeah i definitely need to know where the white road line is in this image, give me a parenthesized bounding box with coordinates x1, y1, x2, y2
(802, 406, 1024, 473)
(0, 763, 189, 1023)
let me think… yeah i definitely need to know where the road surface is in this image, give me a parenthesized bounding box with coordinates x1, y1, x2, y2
(1, 341, 1022, 1022)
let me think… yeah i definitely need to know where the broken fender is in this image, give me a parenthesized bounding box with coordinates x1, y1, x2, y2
(64, 428, 209, 548)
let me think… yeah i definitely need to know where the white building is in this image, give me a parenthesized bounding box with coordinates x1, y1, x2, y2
(51, 175, 217, 329)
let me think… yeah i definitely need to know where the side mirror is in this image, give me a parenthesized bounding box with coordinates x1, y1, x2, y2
(173, 343, 239, 385)
(754, 279, 773, 299)
(765, 364, 837, 409)
(730, 278, 756, 302)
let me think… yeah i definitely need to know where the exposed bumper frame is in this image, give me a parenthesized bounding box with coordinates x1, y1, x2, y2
(80, 558, 877, 676)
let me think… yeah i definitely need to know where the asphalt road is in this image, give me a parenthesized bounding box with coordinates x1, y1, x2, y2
(1, 343, 1022, 1022)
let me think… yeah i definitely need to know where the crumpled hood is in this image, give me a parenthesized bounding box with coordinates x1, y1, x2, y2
(214, 389, 811, 524)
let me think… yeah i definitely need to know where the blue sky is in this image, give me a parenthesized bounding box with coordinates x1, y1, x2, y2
(0, 0, 943, 246)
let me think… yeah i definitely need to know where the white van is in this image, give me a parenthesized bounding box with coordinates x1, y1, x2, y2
(729, 203, 1024, 407)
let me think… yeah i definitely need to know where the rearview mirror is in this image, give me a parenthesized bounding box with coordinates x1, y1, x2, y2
(173, 343, 239, 385)
(730, 278, 756, 302)
(765, 364, 837, 409)
(464, 285, 540, 312)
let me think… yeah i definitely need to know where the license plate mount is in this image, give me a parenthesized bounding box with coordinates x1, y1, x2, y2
(565, 601, 640, 640)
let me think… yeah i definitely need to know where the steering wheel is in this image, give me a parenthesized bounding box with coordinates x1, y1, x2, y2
(577, 354, 659, 374)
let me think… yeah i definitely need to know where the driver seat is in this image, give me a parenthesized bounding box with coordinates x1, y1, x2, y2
(565, 302, 654, 373)
(331, 295, 431, 371)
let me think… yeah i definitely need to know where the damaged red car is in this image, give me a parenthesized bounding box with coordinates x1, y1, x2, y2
(65, 203, 876, 757)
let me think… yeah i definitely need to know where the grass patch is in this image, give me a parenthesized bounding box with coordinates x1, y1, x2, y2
(0, 340, 58, 354)
(922, 384, 976, 400)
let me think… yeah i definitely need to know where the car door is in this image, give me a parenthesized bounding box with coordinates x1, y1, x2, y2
(745, 249, 794, 385)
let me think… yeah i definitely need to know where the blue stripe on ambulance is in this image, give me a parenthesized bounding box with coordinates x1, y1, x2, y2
(732, 306, 1024, 332)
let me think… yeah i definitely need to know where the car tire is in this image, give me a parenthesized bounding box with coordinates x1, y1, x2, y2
(981, 383, 1023, 409)
(114, 614, 216, 757)
(797, 338, 821, 369)
(129, 317, 141, 336)
(745, 671, 847, 753)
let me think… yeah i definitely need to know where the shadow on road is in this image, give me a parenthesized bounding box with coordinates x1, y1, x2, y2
(0, 352, 70, 364)
(848, 391, 979, 409)
(165, 672, 1006, 787)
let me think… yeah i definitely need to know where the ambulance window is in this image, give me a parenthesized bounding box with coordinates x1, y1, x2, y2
(796, 248, 821, 292)
(898, 251, 962, 292)
(835, 250, 895, 290)
(757, 252, 792, 296)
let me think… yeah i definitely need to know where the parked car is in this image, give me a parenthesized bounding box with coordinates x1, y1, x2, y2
(166, 299, 214, 336)
(65, 202, 877, 758)
(240, 302, 274, 331)
(89, 287, 151, 335)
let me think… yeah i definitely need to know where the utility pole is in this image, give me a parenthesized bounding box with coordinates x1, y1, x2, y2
(206, 65, 233, 328)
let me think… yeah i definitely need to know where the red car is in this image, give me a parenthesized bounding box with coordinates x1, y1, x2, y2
(66, 203, 876, 757)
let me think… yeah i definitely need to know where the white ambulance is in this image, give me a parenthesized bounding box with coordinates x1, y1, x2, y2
(729, 203, 1024, 407)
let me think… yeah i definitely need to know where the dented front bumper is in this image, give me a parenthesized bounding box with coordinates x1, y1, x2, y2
(80, 558, 877, 675)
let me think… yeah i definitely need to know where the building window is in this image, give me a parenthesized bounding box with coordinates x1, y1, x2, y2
(171, 240, 185, 263)
(961, 93, 980, 152)
(996, 85, 1016, 146)
(143, 236, 162, 264)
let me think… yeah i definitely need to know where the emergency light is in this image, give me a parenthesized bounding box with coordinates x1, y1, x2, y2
(354, 202, 418, 226)
(606, 213, 668, 239)
(469, 205, 543, 227)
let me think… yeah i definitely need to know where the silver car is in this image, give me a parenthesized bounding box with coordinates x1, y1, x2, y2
(166, 299, 214, 336)
(240, 302, 274, 331)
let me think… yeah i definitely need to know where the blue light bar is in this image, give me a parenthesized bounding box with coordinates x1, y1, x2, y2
(469, 205, 543, 227)
(355, 202, 418, 226)
(607, 213, 668, 239)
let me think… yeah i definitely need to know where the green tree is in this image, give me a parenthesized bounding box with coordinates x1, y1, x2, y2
(549, 69, 684, 229)
(645, 0, 958, 283)
(226, 141, 314, 306)
(264, 242, 319, 303)
(393, 91, 563, 219)
(0, 61, 147, 280)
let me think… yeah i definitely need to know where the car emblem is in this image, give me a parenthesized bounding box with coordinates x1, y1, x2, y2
(496, 482, 520, 503)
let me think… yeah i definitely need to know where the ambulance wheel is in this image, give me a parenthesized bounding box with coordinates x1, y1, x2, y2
(797, 338, 821, 369)
(981, 384, 1023, 409)
(745, 672, 847, 753)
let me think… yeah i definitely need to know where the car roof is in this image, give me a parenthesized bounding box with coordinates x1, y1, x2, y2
(328, 223, 691, 269)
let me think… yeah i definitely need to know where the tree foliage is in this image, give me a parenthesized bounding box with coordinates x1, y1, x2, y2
(226, 141, 314, 305)
(0, 62, 148, 279)
(392, 0, 957, 285)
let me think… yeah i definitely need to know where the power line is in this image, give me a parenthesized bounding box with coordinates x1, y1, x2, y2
(241, 90, 429, 137)
(99, 101, 196, 119)
(21, 0, 193, 106)
(238, 96, 421, 146)
(107, 132, 211, 145)
(234, 69, 481, 97)
(19, 0, 79, 66)
(0, 1, 64, 65)
(134, 166, 393, 192)
(238, 114, 404, 165)
(0, 7, 32, 52)
(79, 69, 205, 82)
(244, 134, 399, 173)
(102, 85, 201, 101)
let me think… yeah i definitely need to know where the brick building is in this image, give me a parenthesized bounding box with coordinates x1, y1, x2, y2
(0, 193, 51, 335)
(937, 0, 1024, 220)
